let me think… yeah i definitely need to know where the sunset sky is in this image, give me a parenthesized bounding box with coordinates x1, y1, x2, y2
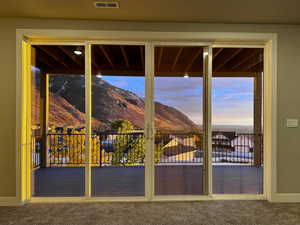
(102, 76, 254, 126)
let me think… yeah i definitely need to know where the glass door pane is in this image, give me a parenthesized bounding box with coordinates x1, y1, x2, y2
(212, 48, 264, 194)
(154, 46, 205, 195)
(31, 45, 85, 196)
(91, 44, 146, 197)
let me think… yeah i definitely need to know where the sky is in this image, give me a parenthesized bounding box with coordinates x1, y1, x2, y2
(101, 76, 254, 126)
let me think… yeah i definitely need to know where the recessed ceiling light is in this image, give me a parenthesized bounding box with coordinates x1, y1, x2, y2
(184, 73, 189, 78)
(74, 50, 82, 55)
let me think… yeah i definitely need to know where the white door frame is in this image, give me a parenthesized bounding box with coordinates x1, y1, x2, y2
(16, 29, 277, 203)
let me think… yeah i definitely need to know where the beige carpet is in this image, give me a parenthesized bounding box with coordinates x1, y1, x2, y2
(1, 201, 300, 225)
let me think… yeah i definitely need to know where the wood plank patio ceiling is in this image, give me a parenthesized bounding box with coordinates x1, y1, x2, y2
(33, 45, 264, 77)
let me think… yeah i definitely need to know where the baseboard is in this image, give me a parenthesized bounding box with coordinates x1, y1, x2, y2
(271, 193, 300, 202)
(2, 194, 299, 204)
(212, 194, 265, 200)
(0, 197, 24, 206)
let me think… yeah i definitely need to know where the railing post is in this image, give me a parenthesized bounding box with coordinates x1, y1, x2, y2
(99, 134, 102, 167)
(254, 72, 262, 166)
(40, 73, 49, 168)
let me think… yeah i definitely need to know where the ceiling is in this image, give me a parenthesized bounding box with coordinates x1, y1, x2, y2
(2, 0, 300, 24)
(32, 45, 263, 77)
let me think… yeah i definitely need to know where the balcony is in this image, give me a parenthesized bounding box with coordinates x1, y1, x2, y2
(31, 131, 263, 196)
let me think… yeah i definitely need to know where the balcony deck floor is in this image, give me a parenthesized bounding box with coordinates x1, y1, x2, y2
(32, 165, 263, 197)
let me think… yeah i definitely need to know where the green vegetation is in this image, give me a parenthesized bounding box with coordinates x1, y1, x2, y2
(111, 120, 145, 166)
(48, 126, 107, 166)
(47, 120, 164, 166)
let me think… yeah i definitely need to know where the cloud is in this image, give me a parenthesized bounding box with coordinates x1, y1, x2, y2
(221, 92, 253, 100)
(156, 94, 202, 102)
(155, 77, 203, 93)
(212, 77, 253, 90)
(102, 76, 255, 126)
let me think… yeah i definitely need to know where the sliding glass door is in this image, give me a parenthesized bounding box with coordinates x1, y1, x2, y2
(153, 45, 207, 196)
(211, 48, 264, 194)
(90, 44, 146, 197)
(30, 44, 86, 197)
(86, 42, 210, 198)
(30, 41, 264, 200)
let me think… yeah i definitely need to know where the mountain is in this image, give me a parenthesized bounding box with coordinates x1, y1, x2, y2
(32, 87, 102, 128)
(40, 75, 197, 131)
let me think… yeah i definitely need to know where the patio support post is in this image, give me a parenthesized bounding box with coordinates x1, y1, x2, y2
(40, 73, 49, 168)
(254, 72, 262, 166)
(203, 46, 212, 195)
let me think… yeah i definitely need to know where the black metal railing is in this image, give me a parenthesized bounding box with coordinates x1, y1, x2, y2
(31, 135, 41, 169)
(48, 133, 86, 166)
(31, 131, 263, 167)
(212, 132, 263, 165)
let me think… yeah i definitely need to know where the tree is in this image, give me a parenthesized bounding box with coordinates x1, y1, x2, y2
(111, 120, 134, 132)
(110, 120, 145, 166)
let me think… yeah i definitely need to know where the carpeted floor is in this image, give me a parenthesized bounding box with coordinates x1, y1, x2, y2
(1, 201, 300, 225)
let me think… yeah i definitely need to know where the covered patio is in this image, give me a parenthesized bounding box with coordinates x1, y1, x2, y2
(32, 165, 263, 197)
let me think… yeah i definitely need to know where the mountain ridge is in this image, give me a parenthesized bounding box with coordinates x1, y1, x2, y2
(33, 75, 197, 131)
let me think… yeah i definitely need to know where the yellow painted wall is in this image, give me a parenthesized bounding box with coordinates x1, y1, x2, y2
(0, 18, 300, 196)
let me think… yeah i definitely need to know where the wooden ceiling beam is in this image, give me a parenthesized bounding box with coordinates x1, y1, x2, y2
(49, 70, 145, 76)
(155, 71, 256, 77)
(120, 46, 130, 69)
(184, 48, 202, 72)
(231, 49, 262, 70)
(214, 48, 243, 72)
(92, 47, 104, 72)
(213, 48, 223, 59)
(36, 46, 69, 69)
(36, 58, 54, 72)
(250, 62, 264, 73)
(157, 47, 164, 71)
(98, 45, 114, 68)
(36, 56, 56, 71)
(47, 70, 256, 77)
(92, 61, 100, 73)
(171, 47, 183, 71)
(242, 53, 264, 71)
(35, 49, 62, 72)
(58, 46, 83, 68)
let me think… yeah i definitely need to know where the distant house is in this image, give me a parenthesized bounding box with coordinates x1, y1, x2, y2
(231, 135, 254, 153)
(212, 132, 235, 152)
(161, 136, 199, 162)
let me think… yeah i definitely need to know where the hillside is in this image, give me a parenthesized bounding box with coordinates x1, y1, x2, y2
(32, 87, 102, 128)
(35, 75, 197, 131)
